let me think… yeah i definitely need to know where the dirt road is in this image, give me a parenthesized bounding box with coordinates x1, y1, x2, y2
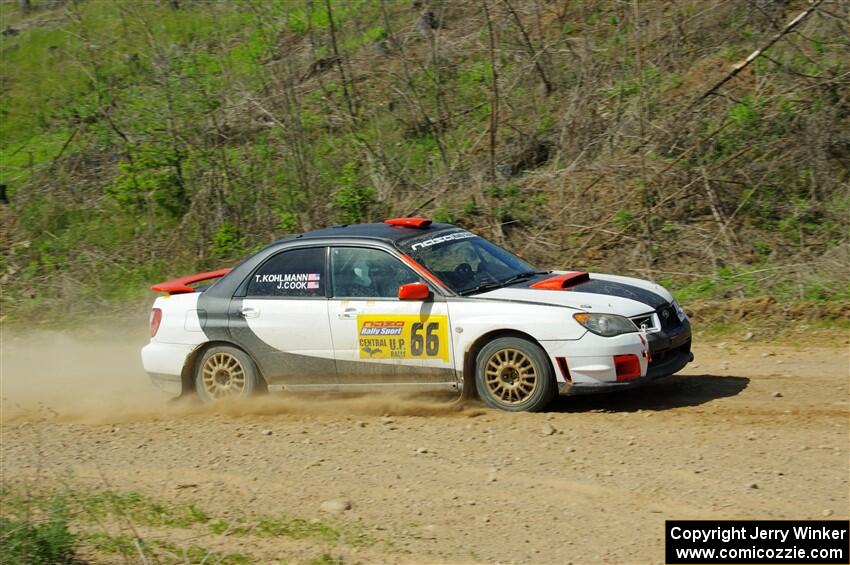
(2, 327, 848, 564)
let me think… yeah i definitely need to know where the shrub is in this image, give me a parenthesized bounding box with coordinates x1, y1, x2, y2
(0, 498, 75, 565)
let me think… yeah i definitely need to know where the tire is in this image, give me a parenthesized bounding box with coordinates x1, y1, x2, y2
(195, 345, 262, 403)
(475, 337, 556, 412)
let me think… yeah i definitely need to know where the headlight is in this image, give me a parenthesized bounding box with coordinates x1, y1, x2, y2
(573, 313, 638, 337)
(672, 300, 687, 321)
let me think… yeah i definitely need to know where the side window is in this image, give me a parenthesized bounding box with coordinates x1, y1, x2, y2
(247, 247, 326, 297)
(331, 247, 421, 298)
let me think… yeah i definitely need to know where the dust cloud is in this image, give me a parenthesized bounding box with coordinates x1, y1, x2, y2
(1, 321, 164, 423)
(1, 321, 479, 424)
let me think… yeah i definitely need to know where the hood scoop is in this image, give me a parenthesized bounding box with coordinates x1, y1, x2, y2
(529, 271, 590, 290)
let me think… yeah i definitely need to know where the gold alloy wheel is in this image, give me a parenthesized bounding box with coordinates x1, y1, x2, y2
(201, 352, 246, 399)
(484, 348, 538, 404)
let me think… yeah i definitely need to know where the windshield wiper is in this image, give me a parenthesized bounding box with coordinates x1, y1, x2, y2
(459, 281, 504, 296)
(459, 271, 549, 296)
(499, 271, 549, 287)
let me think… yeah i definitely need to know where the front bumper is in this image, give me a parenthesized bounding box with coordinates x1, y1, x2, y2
(558, 348, 692, 395)
(645, 316, 691, 378)
(547, 315, 693, 396)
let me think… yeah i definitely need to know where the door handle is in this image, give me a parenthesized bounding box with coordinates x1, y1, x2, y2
(240, 306, 259, 318)
(338, 307, 361, 320)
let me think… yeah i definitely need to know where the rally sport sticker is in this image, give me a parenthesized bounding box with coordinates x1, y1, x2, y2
(357, 315, 449, 362)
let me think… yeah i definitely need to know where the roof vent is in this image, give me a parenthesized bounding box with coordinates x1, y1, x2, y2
(384, 217, 432, 228)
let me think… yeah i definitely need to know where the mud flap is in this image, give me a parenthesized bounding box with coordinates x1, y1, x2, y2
(459, 370, 476, 400)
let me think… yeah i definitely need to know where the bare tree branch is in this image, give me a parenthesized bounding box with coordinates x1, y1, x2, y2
(697, 0, 825, 101)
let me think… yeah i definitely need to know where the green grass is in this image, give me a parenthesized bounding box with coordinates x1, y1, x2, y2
(254, 515, 342, 543)
(1, 484, 374, 563)
(690, 317, 850, 345)
(0, 130, 72, 187)
(85, 532, 252, 565)
(220, 513, 373, 546)
(0, 496, 75, 565)
(76, 490, 210, 528)
(660, 264, 850, 304)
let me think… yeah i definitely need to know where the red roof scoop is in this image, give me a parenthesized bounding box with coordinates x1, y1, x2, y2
(384, 217, 432, 228)
(529, 271, 590, 290)
(150, 268, 232, 295)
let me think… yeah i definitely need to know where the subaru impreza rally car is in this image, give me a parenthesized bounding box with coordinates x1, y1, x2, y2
(142, 218, 692, 412)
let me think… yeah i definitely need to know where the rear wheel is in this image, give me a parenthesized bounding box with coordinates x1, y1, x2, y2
(475, 337, 555, 412)
(195, 346, 261, 403)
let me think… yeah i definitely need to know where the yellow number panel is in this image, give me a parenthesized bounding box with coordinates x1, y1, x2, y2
(357, 314, 449, 362)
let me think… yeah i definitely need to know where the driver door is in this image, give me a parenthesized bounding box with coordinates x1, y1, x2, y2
(229, 246, 336, 387)
(327, 246, 456, 387)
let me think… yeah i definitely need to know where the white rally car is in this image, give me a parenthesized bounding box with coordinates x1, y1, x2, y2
(142, 218, 692, 412)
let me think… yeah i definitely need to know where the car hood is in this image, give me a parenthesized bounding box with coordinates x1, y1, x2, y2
(473, 272, 673, 317)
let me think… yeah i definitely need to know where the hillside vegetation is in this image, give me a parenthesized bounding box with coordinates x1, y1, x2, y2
(1, 0, 848, 322)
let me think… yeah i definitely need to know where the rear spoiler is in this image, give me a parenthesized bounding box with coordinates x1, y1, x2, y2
(150, 268, 232, 295)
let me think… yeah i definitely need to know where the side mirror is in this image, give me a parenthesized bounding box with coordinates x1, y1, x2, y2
(398, 282, 430, 300)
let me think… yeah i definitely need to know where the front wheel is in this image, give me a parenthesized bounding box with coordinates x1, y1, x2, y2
(195, 346, 262, 403)
(475, 337, 556, 412)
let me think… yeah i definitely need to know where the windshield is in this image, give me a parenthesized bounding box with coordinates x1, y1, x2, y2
(400, 229, 544, 295)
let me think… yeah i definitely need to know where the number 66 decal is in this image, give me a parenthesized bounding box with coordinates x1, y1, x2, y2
(410, 322, 440, 356)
